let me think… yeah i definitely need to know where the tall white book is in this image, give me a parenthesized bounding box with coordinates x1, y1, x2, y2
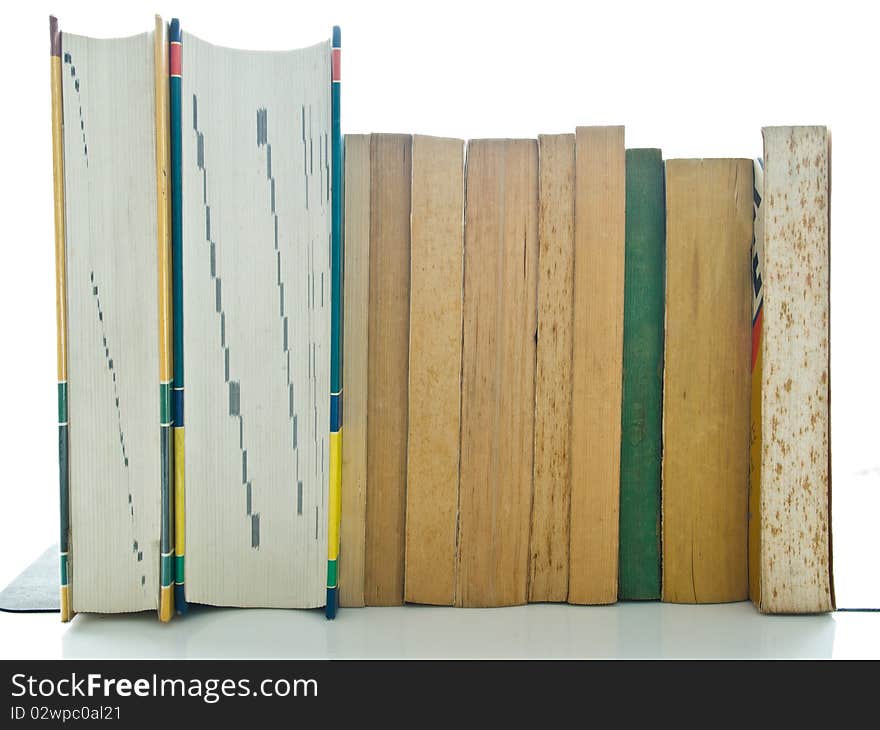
(180, 32, 333, 608)
(51, 17, 173, 620)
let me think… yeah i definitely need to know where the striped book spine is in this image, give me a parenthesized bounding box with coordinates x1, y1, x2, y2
(169, 17, 187, 614)
(49, 15, 72, 623)
(326, 25, 342, 619)
(154, 16, 174, 622)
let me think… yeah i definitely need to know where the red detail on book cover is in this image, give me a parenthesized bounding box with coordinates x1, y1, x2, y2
(332, 48, 341, 82)
(170, 42, 182, 76)
(751, 306, 762, 371)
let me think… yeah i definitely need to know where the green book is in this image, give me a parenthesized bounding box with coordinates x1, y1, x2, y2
(619, 148, 665, 600)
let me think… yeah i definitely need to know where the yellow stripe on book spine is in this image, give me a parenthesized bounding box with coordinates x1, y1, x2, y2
(154, 16, 172, 383)
(60, 585, 71, 623)
(159, 585, 173, 623)
(174, 427, 185, 562)
(328, 429, 342, 562)
(51, 55, 67, 384)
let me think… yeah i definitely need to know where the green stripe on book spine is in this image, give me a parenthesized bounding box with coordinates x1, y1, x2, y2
(619, 148, 665, 600)
(159, 381, 171, 425)
(58, 381, 67, 423)
(327, 559, 337, 588)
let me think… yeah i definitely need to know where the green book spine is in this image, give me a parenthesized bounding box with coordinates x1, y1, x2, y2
(619, 148, 665, 600)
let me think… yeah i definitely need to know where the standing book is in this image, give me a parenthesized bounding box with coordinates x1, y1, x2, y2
(569, 126, 626, 605)
(339, 134, 370, 608)
(457, 139, 539, 608)
(619, 148, 665, 600)
(529, 134, 575, 603)
(364, 134, 412, 606)
(749, 127, 834, 614)
(50, 16, 174, 621)
(177, 26, 340, 611)
(405, 135, 465, 606)
(662, 158, 751, 604)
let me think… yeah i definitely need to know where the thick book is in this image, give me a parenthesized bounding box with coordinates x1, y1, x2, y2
(179, 29, 336, 609)
(569, 126, 626, 605)
(619, 148, 665, 601)
(404, 135, 465, 606)
(50, 17, 174, 621)
(457, 139, 538, 607)
(750, 127, 834, 613)
(662, 158, 751, 604)
(50, 17, 343, 619)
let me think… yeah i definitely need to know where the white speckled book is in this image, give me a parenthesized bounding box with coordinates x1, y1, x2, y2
(749, 127, 834, 614)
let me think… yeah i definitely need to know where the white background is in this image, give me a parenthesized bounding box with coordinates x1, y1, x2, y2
(0, 0, 878, 656)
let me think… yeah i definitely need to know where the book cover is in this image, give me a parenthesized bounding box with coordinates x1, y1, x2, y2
(363, 134, 412, 606)
(619, 148, 664, 601)
(529, 134, 575, 603)
(662, 158, 751, 604)
(339, 134, 369, 609)
(404, 135, 465, 606)
(569, 126, 625, 606)
(752, 127, 834, 614)
(457, 139, 538, 608)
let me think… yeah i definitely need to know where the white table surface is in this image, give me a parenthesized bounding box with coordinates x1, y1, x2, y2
(2, 601, 878, 660)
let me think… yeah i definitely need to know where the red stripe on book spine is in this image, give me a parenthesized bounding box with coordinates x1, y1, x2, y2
(170, 42, 182, 77)
(332, 48, 341, 82)
(751, 306, 762, 371)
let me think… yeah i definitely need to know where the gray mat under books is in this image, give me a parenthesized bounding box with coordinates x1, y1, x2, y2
(0, 544, 59, 612)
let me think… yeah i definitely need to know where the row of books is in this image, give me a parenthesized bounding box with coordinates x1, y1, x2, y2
(341, 129, 832, 614)
(50, 15, 831, 623)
